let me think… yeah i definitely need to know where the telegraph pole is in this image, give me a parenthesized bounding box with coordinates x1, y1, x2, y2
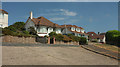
(64, 21, 67, 34)
(0, 0, 2, 9)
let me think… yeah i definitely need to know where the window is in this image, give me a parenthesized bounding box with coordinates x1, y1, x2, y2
(0, 24, 2, 27)
(92, 34, 94, 36)
(40, 26, 47, 33)
(0, 13, 4, 19)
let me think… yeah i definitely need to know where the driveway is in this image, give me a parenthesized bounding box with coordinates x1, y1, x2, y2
(2, 46, 118, 65)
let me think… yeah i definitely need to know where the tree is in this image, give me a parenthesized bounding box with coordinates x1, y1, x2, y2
(106, 30, 120, 46)
(12, 22, 25, 31)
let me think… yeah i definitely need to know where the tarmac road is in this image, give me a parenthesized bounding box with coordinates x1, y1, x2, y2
(2, 46, 118, 65)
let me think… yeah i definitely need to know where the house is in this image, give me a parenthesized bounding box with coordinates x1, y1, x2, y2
(87, 32, 106, 43)
(61, 25, 88, 38)
(25, 11, 88, 38)
(0, 9, 8, 28)
(25, 11, 62, 37)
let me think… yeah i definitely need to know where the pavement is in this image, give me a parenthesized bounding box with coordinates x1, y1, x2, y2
(2, 45, 118, 65)
(81, 45, 119, 60)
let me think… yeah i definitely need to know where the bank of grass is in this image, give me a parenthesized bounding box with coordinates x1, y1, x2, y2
(95, 44, 120, 53)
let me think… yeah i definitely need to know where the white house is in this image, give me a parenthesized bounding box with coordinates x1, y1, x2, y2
(25, 11, 62, 37)
(61, 25, 88, 38)
(0, 9, 8, 28)
(25, 11, 88, 38)
(87, 32, 106, 43)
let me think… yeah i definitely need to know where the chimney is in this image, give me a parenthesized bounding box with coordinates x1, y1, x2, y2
(98, 32, 100, 35)
(30, 11, 33, 19)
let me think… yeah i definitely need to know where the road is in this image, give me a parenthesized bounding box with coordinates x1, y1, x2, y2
(2, 46, 118, 65)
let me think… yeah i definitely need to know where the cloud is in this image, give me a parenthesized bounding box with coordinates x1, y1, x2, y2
(59, 9, 77, 16)
(49, 17, 65, 21)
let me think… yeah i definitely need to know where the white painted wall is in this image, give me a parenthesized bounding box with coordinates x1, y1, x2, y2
(38, 33, 48, 37)
(101, 35, 106, 43)
(62, 28, 72, 34)
(0, 13, 8, 28)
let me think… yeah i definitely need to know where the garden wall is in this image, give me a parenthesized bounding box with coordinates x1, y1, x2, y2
(2, 35, 37, 44)
(55, 41, 79, 45)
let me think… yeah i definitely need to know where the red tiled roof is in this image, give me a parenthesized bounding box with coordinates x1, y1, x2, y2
(0, 9, 8, 14)
(67, 28, 88, 35)
(87, 32, 96, 34)
(87, 32, 105, 39)
(61, 25, 84, 29)
(31, 16, 62, 28)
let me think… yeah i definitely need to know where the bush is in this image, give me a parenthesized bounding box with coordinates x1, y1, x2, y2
(55, 34, 64, 41)
(67, 34, 80, 42)
(106, 30, 120, 46)
(49, 32, 57, 38)
(2, 22, 36, 37)
(63, 35, 72, 42)
(79, 37, 87, 45)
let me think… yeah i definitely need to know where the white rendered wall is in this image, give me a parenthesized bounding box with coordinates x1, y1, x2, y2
(0, 13, 8, 28)
(37, 33, 48, 37)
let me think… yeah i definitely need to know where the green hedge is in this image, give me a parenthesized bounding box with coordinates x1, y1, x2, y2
(105, 30, 120, 47)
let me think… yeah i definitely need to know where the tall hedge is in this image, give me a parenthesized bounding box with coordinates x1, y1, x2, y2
(105, 30, 120, 46)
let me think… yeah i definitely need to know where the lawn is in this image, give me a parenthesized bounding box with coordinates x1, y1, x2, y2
(95, 44, 120, 53)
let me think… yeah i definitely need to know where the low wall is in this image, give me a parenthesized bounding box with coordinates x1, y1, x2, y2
(2, 35, 37, 44)
(55, 41, 79, 45)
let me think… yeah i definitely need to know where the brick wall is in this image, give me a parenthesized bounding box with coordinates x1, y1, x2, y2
(55, 41, 79, 45)
(2, 35, 37, 44)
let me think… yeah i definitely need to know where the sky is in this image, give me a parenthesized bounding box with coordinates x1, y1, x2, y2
(2, 2, 118, 33)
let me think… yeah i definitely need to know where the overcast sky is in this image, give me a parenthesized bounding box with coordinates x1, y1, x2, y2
(2, 2, 118, 33)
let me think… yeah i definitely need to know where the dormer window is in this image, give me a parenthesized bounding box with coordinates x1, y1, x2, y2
(71, 27, 75, 31)
(76, 28, 80, 32)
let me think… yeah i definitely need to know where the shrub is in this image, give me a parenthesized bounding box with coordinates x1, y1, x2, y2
(55, 34, 64, 41)
(79, 37, 87, 45)
(2, 22, 36, 37)
(67, 34, 80, 42)
(49, 32, 57, 38)
(63, 35, 72, 42)
(106, 30, 120, 46)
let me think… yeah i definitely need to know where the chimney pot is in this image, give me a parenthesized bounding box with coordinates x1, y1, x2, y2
(30, 11, 33, 19)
